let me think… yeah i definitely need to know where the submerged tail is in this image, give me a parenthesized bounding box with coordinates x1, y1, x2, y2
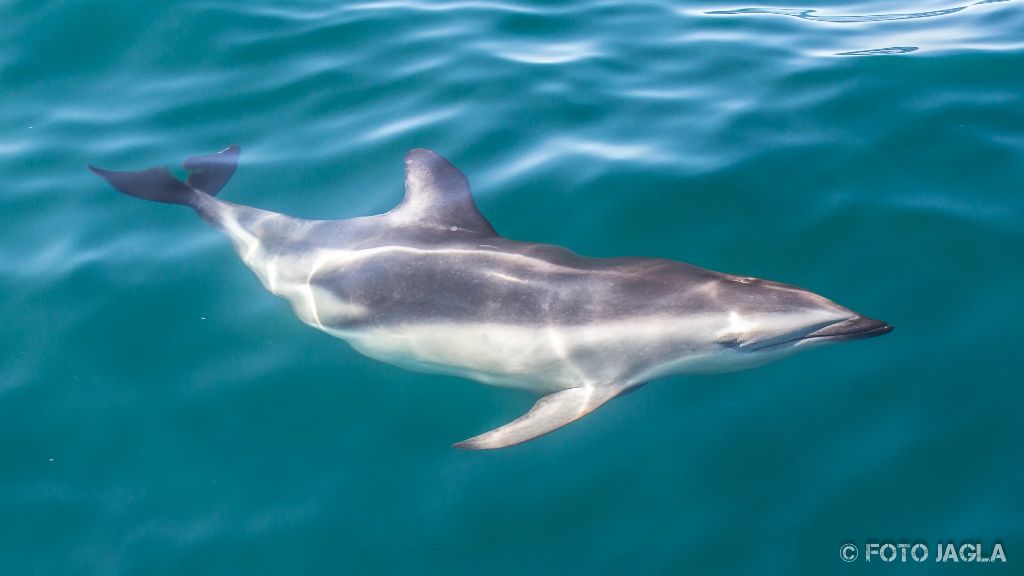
(88, 145, 240, 206)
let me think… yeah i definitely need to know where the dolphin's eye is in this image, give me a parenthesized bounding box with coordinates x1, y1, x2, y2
(735, 277, 756, 284)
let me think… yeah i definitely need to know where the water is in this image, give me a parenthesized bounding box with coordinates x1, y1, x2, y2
(2, 0, 1022, 573)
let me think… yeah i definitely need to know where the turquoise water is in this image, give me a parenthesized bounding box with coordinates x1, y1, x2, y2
(2, 0, 1022, 573)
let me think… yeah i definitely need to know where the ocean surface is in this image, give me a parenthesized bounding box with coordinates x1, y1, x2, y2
(2, 0, 1022, 574)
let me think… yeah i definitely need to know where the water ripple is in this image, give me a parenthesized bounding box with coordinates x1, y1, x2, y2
(485, 136, 672, 187)
(476, 39, 603, 65)
(361, 107, 460, 143)
(837, 46, 919, 55)
(707, 0, 1010, 23)
(347, 0, 565, 15)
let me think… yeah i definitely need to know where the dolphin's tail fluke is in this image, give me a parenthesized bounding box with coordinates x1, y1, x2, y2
(88, 145, 240, 206)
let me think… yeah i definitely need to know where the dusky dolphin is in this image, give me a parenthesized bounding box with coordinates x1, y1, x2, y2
(90, 147, 891, 449)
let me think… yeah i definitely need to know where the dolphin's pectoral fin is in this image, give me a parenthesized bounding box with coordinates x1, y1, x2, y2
(453, 386, 622, 450)
(389, 148, 498, 236)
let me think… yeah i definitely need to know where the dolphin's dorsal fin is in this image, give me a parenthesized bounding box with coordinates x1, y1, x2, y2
(389, 148, 498, 236)
(453, 386, 623, 450)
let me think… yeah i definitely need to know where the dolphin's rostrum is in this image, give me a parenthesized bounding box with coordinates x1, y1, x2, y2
(90, 147, 891, 449)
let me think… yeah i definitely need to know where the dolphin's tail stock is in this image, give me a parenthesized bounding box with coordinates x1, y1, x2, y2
(88, 146, 240, 207)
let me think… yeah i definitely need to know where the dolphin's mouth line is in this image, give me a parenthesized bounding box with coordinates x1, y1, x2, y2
(743, 316, 893, 352)
(797, 316, 893, 344)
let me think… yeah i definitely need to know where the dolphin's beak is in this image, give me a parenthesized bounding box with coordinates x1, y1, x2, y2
(802, 315, 893, 342)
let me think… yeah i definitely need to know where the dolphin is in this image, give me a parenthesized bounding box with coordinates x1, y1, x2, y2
(90, 147, 891, 449)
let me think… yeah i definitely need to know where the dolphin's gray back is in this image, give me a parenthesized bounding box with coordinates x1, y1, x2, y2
(307, 236, 722, 331)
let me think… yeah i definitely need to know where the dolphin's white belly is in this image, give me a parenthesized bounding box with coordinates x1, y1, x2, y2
(326, 317, 721, 392)
(335, 323, 583, 393)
